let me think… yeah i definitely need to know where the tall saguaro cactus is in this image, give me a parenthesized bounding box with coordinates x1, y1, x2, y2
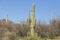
(6, 15, 8, 24)
(30, 3, 36, 37)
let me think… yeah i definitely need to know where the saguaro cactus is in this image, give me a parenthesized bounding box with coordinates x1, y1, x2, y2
(27, 9, 31, 27)
(6, 15, 8, 24)
(30, 3, 36, 37)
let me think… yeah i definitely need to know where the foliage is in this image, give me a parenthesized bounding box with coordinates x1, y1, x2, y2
(26, 33, 40, 40)
(0, 19, 60, 40)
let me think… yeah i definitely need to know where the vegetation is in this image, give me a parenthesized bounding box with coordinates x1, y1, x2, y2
(0, 19, 60, 40)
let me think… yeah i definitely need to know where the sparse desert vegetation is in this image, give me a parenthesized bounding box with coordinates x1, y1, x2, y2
(0, 18, 60, 40)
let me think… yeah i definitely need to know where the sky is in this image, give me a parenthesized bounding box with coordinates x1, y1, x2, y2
(0, 0, 60, 23)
